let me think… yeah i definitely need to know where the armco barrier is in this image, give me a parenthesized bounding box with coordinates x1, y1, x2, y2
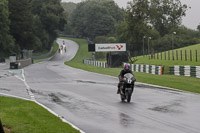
(124, 63, 163, 75)
(10, 58, 33, 69)
(83, 59, 107, 68)
(169, 65, 200, 78)
(17, 58, 32, 69)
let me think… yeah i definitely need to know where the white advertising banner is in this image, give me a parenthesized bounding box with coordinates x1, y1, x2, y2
(95, 43, 126, 52)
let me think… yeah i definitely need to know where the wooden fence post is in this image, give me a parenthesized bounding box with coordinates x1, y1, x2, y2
(190, 50, 192, 61)
(157, 52, 159, 59)
(185, 50, 187, 61)
(181, 50, 182, 61)
(168, 51, 170, 60)
(196, 50, 197, 62)
(176, 50, 178, 60)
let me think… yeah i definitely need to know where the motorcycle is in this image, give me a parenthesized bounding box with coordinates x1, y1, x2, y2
(119, 73, 136, 102)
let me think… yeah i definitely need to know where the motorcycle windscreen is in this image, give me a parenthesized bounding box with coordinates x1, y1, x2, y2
(124, 73, 136, 81)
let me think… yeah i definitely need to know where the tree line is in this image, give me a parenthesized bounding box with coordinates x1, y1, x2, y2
(0, 0, 66, 56)
(1, 0, 200, 57)
(62, 0, 200, 56)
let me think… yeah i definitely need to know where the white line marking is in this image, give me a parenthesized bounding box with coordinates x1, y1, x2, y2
(0, 93, 30, 101)
(5, 68, 86, 133)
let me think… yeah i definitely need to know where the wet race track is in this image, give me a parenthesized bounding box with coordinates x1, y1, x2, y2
(1, 39, 200, 133)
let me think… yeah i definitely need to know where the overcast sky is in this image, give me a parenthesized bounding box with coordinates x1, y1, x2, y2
(61, 0, 200, 30)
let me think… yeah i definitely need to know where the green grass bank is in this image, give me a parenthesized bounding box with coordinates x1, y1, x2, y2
(133, 44, 200, 73)
(63, 37, 200, 94)
(0, 96, 80, 133)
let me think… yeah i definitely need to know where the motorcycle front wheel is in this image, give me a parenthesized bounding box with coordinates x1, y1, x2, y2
(126, 90, 132, 103)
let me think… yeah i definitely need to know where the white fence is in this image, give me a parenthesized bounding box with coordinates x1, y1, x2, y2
(83, 59, 107, 68)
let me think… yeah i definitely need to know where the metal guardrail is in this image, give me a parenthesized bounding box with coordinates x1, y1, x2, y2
(32, 47, 53, 60)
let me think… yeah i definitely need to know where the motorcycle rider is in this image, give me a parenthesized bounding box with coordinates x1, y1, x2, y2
(117, 64, 133, 94)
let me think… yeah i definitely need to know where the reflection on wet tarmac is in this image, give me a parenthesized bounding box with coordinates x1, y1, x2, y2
(119, 113, 134, 127)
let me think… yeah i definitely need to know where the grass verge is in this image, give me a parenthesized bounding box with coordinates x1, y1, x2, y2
(63, 37, 200, 94)
(0, 96, 80, 133)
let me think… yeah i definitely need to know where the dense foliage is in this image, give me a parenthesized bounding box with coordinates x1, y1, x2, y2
(0, 0, 15, 56)
(116, 0, 193, 55)
(61, 0, 200, 57)
(69, 0, 123, 39)
(1, 0, 200, 57)
(0, 0, 66, 56)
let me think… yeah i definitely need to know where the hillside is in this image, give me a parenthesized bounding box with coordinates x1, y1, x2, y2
(133, 43, 200, 67)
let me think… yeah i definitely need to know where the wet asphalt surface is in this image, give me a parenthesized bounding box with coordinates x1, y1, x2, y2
(1, 39, 200, 133)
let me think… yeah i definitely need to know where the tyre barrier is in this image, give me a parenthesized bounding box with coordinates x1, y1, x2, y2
(123, 63, 163, 75)
(169, 65, 200, 78)
(0, 58, 5, 63)
(83, 59, 107, 68)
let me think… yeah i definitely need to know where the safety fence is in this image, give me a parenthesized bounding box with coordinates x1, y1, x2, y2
(123, 63, 163, 75)
(32, 47, 53, 60)
(83, 59, 107, 68)
(169, 66, 200, 78)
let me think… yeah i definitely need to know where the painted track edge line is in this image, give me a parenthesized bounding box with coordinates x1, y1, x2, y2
(4, 69, 86, 133)
(0, 93, 30, 101)
(0, 93, 86, 133)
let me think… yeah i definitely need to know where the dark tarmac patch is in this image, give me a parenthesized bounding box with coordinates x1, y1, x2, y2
(30, 89, 45, 96)
(48, 93, 62, 104)
(136, 84, 183, 94)
(52, 64, 59, 66)
(0, 88, 10, 91)
(75, 80, 117, 86)
(0, 73, 13, 78)
(76, 80, 97, 84)
(149, 102, 182, 113)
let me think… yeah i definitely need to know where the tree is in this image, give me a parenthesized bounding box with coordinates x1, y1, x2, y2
(0, 0, 14, 55)
(8, 0, 38, 51)
(70, 0, 123, 39)
(149, 0, 187, 36)
(115, 0, 188, 55)
(31, 0, 66, 50)
(123, 0, 150, 54)
(197, 24, 200, 35)
(61, 2, 77, 35)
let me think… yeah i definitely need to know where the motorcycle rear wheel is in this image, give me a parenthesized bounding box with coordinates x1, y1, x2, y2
(120, 95, 125, 102)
